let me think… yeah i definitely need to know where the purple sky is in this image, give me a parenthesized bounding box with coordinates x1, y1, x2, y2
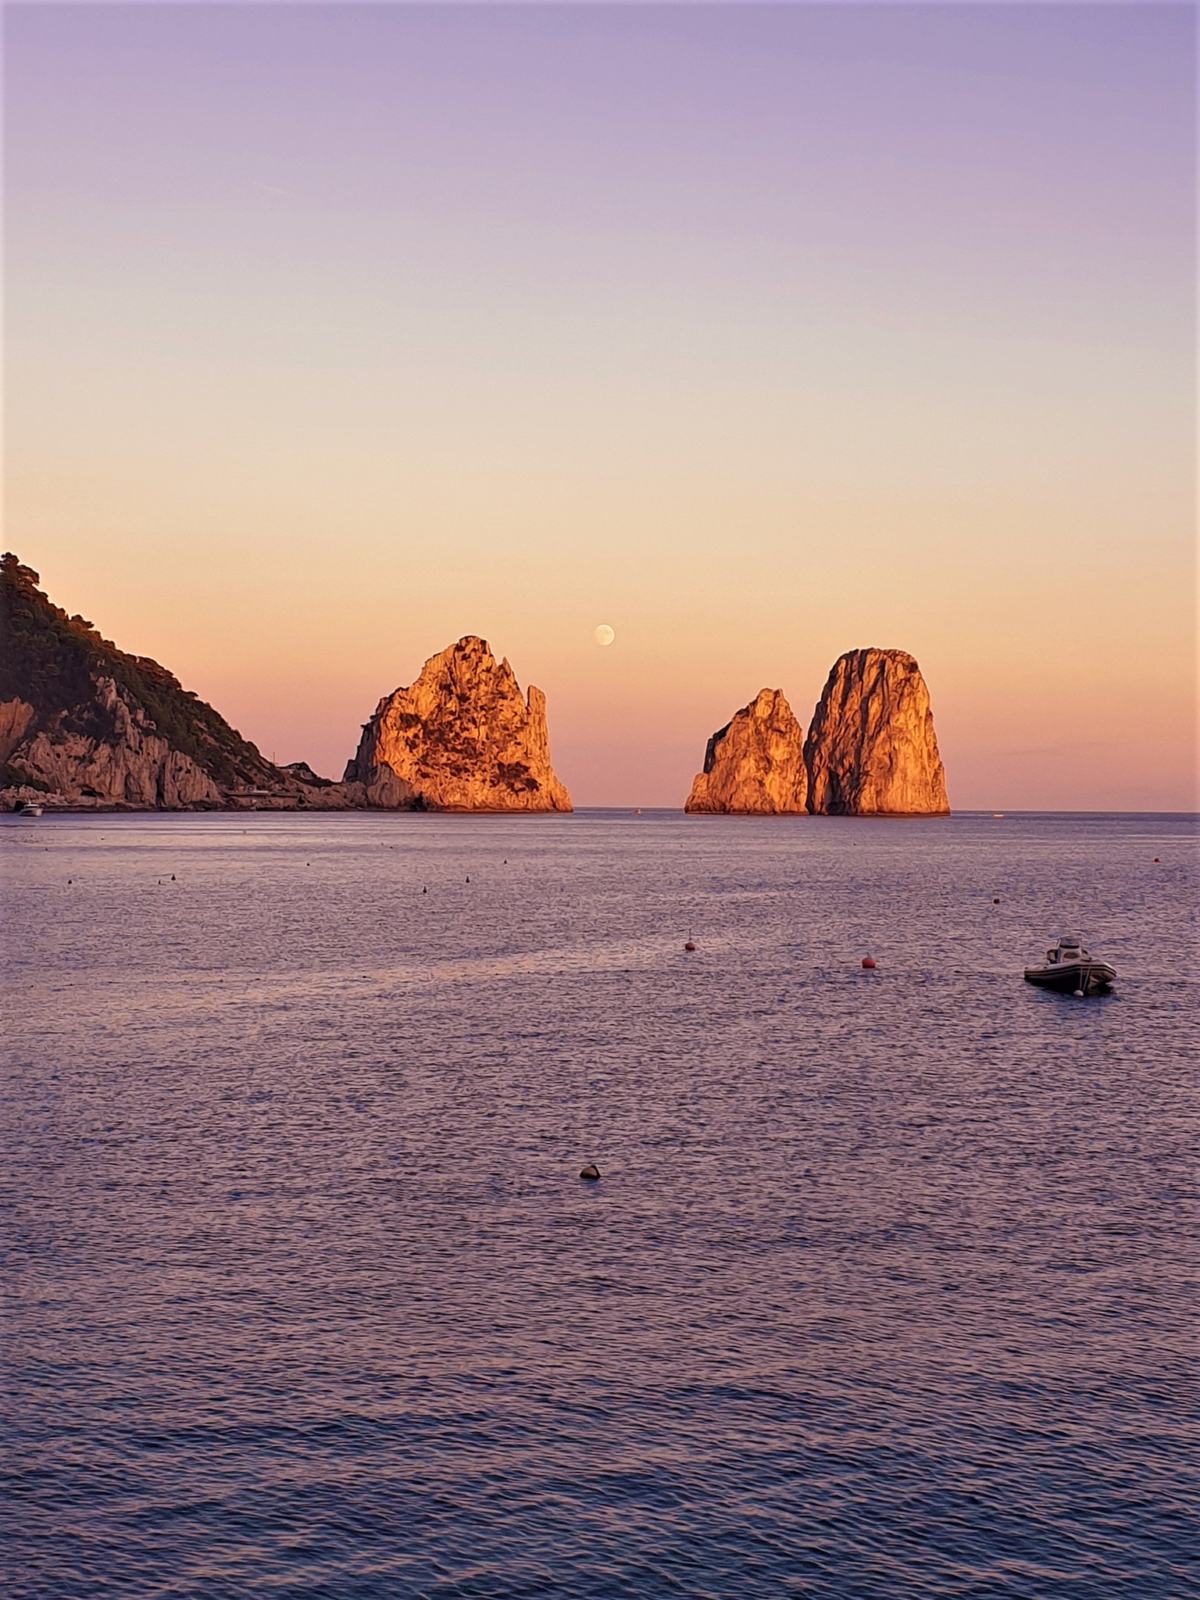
(4, 3, 1196, 806)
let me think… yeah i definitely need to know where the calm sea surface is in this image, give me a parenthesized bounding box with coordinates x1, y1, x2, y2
(3, 810, 1196, 1599)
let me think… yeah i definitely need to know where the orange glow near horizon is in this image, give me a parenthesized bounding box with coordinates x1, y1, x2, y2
(4, 4, 1195, 809)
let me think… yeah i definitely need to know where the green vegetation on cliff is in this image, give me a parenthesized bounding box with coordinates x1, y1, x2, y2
(1, 553, 281, 791)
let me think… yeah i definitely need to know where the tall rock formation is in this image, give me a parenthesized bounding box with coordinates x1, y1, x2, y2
(804, 648, 949, 815)
(684, 689, 808, 814)
(344, 636, 572, 812)
(0, 553, 332, 809)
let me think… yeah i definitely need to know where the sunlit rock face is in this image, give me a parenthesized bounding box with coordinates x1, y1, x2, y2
(344, 636, 572, 812)
(684, 688, 808, 814)
(9, 678, 227, 807)
(0, 697, 37, 765)
(804, 648, 949, 815)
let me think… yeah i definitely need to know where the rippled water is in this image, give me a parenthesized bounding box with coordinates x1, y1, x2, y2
(3, 810, 1196, 1598)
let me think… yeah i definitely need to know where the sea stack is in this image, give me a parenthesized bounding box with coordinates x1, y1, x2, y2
(684, 688, 808, 814)
(344, 636, 572, 811)
(804, 648, 949, 815)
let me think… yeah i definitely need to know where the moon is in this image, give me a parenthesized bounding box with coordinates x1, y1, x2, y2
(593, 624, 615, 647)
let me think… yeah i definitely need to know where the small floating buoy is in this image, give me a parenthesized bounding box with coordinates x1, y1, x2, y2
(1073, 989, 1085, 999)
(862, 956, 876, 969)
(684, 941, 697, 952)
(422, 887, 427, 894)
(1153, 857, 1160, 864)
(171, 874, 176, 881)
(992, 897, 1000, 904)
(466, 876, 470, 882)
(579, 1164, 601, 1181)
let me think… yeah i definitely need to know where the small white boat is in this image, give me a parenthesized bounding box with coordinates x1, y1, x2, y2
(15, 800, 44, 817)
(1024, 936, 1115, 997)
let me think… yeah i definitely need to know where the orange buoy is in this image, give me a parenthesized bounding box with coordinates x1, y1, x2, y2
(684, 941, 697, 952)
(861, 956, 876, 970)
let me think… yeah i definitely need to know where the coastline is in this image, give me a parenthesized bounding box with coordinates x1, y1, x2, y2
(4, 805, 1195, 820)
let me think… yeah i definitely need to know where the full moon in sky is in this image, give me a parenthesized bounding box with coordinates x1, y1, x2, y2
(593, 624, 616, 647)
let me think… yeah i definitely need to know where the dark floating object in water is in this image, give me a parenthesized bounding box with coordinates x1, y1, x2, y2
(993, 897, 1000, 904)
(171, 874, 176, 881)
(579, 1164, 601, 1181)
(422, 887, 427, 894)
(1024, 935, 1115, 997)
(684, 941, 697, 952)
(861, 956, 876, 970)
(1153, 857, 1160, 864)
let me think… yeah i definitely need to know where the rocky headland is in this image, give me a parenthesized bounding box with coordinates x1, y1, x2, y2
(344, 636, 572, 812)
(0, 554, 326, 811)
(4, 554, 946, 816)
(1, 557, 575, 814)
(684, 688, 808, 814)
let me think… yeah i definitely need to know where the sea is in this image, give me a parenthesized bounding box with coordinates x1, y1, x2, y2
(3, 809, 1196, 1599)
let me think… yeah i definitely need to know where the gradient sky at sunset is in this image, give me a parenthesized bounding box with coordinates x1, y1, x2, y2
(5, 3, 1195, 808)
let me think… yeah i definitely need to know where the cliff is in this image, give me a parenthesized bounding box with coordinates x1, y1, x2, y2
(684, 688, 808, 814)
(344, 636, 572, 811)
(804, 648, 949, 815)
(0, 554, 332, 809)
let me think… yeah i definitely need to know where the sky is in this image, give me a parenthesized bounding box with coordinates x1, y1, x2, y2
(4, 2, 1196, 809)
